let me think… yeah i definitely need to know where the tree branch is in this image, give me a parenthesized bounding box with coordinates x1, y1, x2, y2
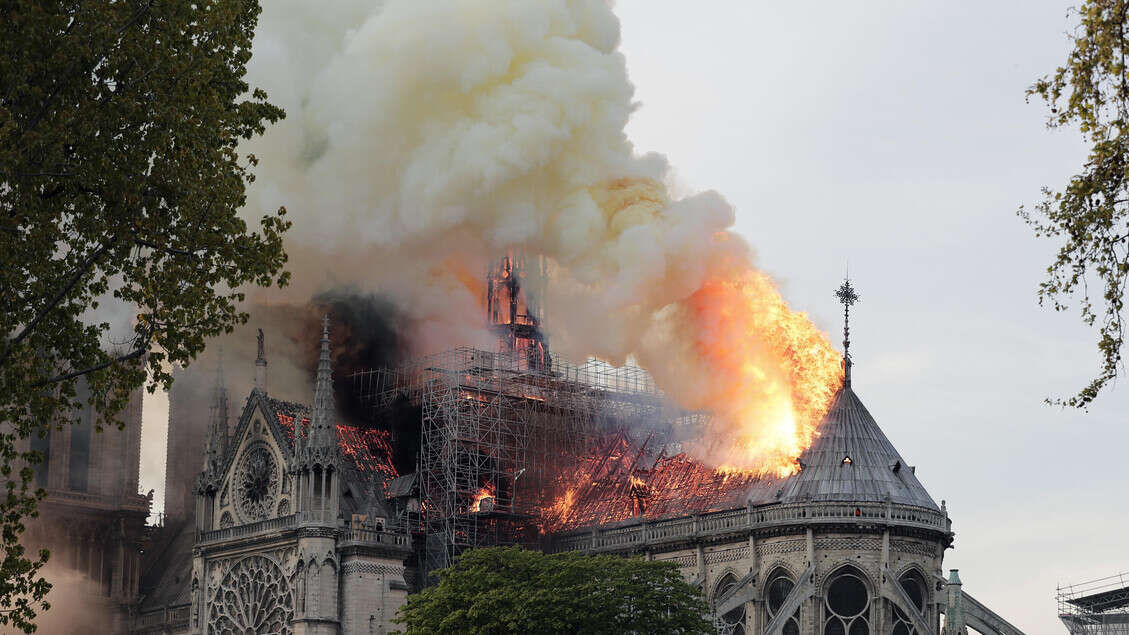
(0, 237, 118, 368)
(31, 341, 147, 387)
(133, 238, 201, 259)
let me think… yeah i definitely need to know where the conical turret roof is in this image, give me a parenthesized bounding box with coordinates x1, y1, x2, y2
(771, 384, 938, 510)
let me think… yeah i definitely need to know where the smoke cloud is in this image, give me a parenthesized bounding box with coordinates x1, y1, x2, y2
(0, 566, 115, 635)
(234, 0, 842, 473)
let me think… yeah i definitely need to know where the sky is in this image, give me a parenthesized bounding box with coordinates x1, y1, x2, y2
(612, 1, 1126, 633)
(139, 2, 1124, 633)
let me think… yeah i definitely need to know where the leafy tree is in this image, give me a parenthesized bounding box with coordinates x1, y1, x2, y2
(0, 0, 288, 630)
(394, 546, 714, 635)
(1024, 0, 1129, 407)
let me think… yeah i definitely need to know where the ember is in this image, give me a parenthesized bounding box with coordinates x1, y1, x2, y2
(470, 483, 496, 513)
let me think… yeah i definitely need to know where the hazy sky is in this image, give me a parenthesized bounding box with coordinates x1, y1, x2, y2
(140, 2, 1122, 633)
(613, 1, 1124, 633)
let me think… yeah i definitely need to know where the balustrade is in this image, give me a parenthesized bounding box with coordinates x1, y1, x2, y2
(551, 501, 949, 554)
(198, 513, 299, 544)
(198, 514, 411, 549)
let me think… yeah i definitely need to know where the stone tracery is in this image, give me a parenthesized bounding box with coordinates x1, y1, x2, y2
(234, 442, 279, 523)
(208, 555, 293, 635)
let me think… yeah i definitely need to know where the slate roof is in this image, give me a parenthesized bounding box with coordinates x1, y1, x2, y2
(764, 384, 938, 509)
(138, 520, 195, 611)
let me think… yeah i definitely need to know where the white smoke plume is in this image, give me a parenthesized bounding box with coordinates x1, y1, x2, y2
(238, 0, 842, 473)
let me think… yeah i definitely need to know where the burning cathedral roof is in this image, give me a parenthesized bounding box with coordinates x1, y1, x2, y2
(546, 379, 939, 532)
(271, 398, 398, 483)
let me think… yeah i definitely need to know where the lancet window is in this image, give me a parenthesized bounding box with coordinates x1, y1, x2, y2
(765, 570, 800, 635)
(714, 573, 746, 635)
(892, 570, 927, 635)
(823, 567, 871, 635)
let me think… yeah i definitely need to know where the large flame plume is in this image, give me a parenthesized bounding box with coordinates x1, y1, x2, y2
(684, 271, 844, 475)
(241, 0, 844, 476)
(591, 177, 844, 475)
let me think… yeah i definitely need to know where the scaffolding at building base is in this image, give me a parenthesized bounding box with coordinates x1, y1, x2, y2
(352, 346, 704, 574)
(1059, 572, 1129, 635)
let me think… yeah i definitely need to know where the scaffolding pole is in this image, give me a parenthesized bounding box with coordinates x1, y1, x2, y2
(1059, 573, 1129, 635)
(352, 346, 702, 574)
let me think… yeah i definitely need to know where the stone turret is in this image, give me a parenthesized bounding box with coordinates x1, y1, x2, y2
(291, 315, 341, 523)
(202, 356, 228, 474)
(308, 316, 338, 465)
(291, 316, 341, 635)
(195, 357, 228, 531)
(943, 569, 968, 635)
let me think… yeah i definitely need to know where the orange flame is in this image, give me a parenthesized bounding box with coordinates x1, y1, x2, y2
(686, 268, 844, 476)
(470, 483, 496, 513)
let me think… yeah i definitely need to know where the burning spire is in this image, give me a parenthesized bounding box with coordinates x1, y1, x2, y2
(834, 277, 860, 387)
(487, 250, 549, 371)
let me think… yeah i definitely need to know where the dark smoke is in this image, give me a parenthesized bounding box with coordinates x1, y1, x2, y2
(311, 289, 422, 474)
(165, 291, 419, 491)
(313, 289, 407, 424)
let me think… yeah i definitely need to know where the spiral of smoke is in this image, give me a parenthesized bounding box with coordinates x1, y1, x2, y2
(238, 0, 843, 474)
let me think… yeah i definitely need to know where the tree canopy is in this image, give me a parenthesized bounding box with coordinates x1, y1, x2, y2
(0, 0, 288, 629)
(394, 546, 713, 635)
(1025, 0, 1129, 407)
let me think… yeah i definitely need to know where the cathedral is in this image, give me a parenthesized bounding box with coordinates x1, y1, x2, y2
(127, 275, 1026, 635)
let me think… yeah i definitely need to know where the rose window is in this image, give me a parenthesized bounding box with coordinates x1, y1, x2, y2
(208, 555, 293, 634)
(234, 443, 279, 523)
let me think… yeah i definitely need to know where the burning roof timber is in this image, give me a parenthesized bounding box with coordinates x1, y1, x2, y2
(543, 431, 776, 531)
(545, 379, 939, 532)
(272, 398, 399, 485)
(342, 330, 938, 550)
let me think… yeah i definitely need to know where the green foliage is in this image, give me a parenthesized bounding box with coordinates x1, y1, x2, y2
(0, 0, 288, 630)
(394, 546, 713, 635)
(1024, 0, 1129, 407)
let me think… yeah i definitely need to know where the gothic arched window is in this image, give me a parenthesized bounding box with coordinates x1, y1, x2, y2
(824, 568, 871, 635)
(766, 571, 800, 635)
(892, 570, 927, 635)
(714, 573, 746, 635)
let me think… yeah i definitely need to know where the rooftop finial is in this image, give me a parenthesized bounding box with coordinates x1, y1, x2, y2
(254, 328, 268, 391)
(834, 276, 860, 387)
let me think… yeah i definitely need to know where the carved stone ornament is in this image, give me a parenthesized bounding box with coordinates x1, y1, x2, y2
(208, 555, 293, 634)
(234, 442, 279, 523)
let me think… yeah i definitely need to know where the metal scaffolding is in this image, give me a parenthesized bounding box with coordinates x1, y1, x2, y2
(1059, 573, 1129, 635)
(353, 346, 702, 573)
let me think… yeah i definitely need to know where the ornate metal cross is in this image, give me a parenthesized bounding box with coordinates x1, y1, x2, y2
(835, 278, 860, 385)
